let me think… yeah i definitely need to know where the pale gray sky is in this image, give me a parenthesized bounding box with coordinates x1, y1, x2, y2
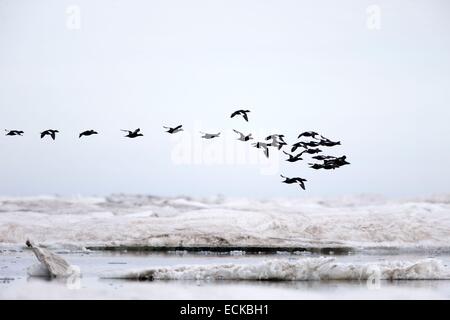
(0, 0, 449, 197)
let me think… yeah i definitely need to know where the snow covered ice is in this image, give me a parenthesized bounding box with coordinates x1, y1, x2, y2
(106, 257, 450, 281)
(0, 194, 449, 251)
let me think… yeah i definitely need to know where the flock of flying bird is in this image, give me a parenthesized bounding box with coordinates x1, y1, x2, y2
(4, 109, 349, 190)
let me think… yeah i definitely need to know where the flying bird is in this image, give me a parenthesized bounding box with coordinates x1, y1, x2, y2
(320, 140, 341, 147)
(300, 148, 322, 155)
(324, 155, 350, 167)
(291, 142, 305, 153)
(291, 141, 321, 151)
(283, 151, 303, 162)
(40, 129, 59, 140)
(163, 125, 183, 134)
(230, 109, 250, 122)
(122, 128, 143, 138)
(280, 174, 307, 190)
(309, 156, 350, 170)
(309, 163, 337, 170)
(266, 134, 287, 150)
(252, 142, 270, 158)
(79, 130, 98, 138)
(318, 137, 341, 147)
(298, 131, 320, 139)
(5, 130, 24, 136)
(291, 141, 319, 152)
(233, 129, 253, 141)
(312, 155, 336, 161)
(200, 132, 221, 139)
(265, 134, 286, 142)
(309, 163, 324, 170)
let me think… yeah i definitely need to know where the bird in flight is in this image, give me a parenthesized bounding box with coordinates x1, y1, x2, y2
(312, 155, 337, 161)
(300, 148, 322, 155)
(233, 129, 253, 141)
(266, 134, 287, 150)
(325, 155, 350, 167)
(163, 125, 184, 134)
(298, 131, 320, 139)
(283, 151, 303, 162)
(200, 132, 221, 139)
(79, 130, 98, 138)
(280, 174, 307, 190)
(252, 142, 270, 158)
(122, 128, 143, 138)
(318, 137, 341, 147)
(309, 155, 350, 170)
(5, 130, 24, 136)
(230, 109, 250, 122)
(41, 129, 59, 140)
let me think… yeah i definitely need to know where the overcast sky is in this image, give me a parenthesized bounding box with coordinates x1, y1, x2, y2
(0, 0, 449, 198)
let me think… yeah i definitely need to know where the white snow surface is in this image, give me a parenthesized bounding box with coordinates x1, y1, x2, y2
(106, 257, 450, 281)
(0, 194, 449, 250)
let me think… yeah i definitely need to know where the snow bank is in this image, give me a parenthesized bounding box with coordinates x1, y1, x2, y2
(0, 194, 449, 250)
(105, 257, 450, 281)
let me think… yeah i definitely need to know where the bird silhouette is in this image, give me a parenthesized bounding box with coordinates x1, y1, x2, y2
(324, 155, 350, 167)
(291, 142, 307, 153)
(280, 174, 307, 190)
(308, 163, 337, 170)
(283, 151, 303, 162)
(230, 109, 250, 122)
(312, 155, 336, 161)
(309, 163, 324, 170)
(163, 125, 183, 134)
(300, 148, 322, 155)
(79, 130, 98, 138)
(40, 129, 59, 140)
(233, 129, 253, 141)
(200, 132, 221, 139)
(122, 128, 143, 138)
(266, 134, 287, 150)
(298, 131, 320, 139)
(301, 141, 321, 148)
(309, 156, 350, 170)
(5, 130, 24, 136)
(252, 142, 269, 158)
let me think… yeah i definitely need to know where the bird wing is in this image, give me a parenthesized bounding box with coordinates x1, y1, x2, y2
(133, 128, 141, 134)
(242, 113, 249, 121)
(40, 132, 46, 139)
(50, 132, 56, 140)
(233, 129, 244, 139)
(230, 111, 239, 118)
(174, 125, 182, 130)
(263, 146, 269, 158)
(283, 151, 291, 157)
(299, 181, 306, 190)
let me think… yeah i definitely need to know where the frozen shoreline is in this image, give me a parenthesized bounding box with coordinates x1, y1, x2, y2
(2, 250, 450, 299)
(1, 194, 450, 251)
